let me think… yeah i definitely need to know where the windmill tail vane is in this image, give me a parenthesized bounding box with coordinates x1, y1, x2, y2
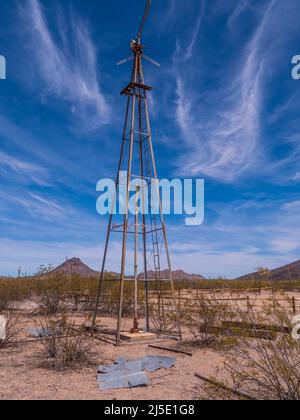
(117, 0, 160, 69)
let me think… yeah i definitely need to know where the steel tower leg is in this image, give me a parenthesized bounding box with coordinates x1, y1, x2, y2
(116, 55, 139, 347)
(140, 63, 183, 341)
(91, 91, 132, 336)
(138, 89, 150, 332)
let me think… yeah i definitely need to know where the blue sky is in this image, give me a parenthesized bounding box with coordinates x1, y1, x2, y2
(0, 0, 300, 278)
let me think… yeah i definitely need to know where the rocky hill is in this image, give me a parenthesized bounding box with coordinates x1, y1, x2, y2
(236, 259, 300, 282)
(51, 258, 206, 281)
(52, 258, 100, 278)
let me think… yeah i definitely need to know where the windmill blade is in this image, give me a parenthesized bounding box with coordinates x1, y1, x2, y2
(143, 54, 161, 68)
(137, 0, 152, 40)
(117, 56, 134, 66)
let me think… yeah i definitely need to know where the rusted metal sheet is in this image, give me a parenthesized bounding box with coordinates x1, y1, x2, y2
(97, 355, 176, 390)
(98, 371, 149, 390)
(27, 328, 51, 338)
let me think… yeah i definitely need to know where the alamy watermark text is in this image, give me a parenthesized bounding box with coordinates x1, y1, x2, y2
(0, 55, 6, 80)
(96, 172, 205, 226)
(292, 55, 300, 80)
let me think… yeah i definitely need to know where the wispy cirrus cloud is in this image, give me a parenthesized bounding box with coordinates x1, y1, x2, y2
(172, 0, 206, 63)
(19, 0, 110, 130)
(172, 0, 277, 182)
(0, 190, 69, 221)
(292, 173, 300, 182)
(0, 151, 50, 186)
(227, 0, 250, 32)
(172, 0, 280, 183)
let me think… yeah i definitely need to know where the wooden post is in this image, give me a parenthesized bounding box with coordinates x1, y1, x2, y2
(194, 373, 258, 400)
(247, 296, 251, 312)
(292, 297, 296, 315)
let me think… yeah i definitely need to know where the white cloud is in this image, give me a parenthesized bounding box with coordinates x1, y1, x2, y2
(0, 238, 126, 277)
(227, 0, 250, 32)
(292, 173, 300, 181)
(270, 239, 300, 253)
(281, 200, 300, 214)
(0, 191, 68, 221)
(20, 0, 110, 129)
(0, 151, 50, 186)
(0, 235, 288, 279)
(171, 248, 291, 279)
(173, 0, 206, 63)
(0, 239, 101, 276)
(173, 0, 279, 183)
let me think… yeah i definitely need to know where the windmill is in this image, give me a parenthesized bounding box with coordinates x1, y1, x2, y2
(92, 0, 182, 346)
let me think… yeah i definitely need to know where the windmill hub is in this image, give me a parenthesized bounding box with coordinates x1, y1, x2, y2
(131, 39, 144, 54)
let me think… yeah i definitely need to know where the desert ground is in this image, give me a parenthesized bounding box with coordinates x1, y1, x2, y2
(1, 289, 300, 400)
(0, 320, 224, 401)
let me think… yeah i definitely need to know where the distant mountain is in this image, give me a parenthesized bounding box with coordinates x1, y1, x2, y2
(52, 258, 100, 278)
(236, 259, 300, 282)
(139, 269, 206, 281)
(51, 258, 206, 281)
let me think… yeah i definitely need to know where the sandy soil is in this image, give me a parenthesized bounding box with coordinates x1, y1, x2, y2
(1, 290, 298, 400)
(0, 315, 225, 401)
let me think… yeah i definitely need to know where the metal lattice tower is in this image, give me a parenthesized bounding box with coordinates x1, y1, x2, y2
(92, 0, 182, 346)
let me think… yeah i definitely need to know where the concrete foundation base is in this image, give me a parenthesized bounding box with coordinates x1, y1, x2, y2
(120, 331, 157, 341)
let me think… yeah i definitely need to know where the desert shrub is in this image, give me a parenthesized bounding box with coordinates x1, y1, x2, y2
(229, 340, 300, 400)
(97, 285, 119, 316)
(197, 298, 300, 401)
(122, 295, 136, 316)
(183, 297, 231, 347)
(149, 299, 178, 334)
(0, 280, 27, 311)
(93, 283, 144, 317)
(0, 283, 11, 312)
(35, 268, 70, 315)
(203, 301, 300, 400)
(173, 278, 300, 293)
(65, 275, 98, 312)
(40, 316, 92, 371)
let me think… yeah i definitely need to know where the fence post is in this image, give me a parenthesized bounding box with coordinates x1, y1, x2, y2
(178, 289, 181, 314)
(247, 296, 251, 312)
(292, 297, 296, 315)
